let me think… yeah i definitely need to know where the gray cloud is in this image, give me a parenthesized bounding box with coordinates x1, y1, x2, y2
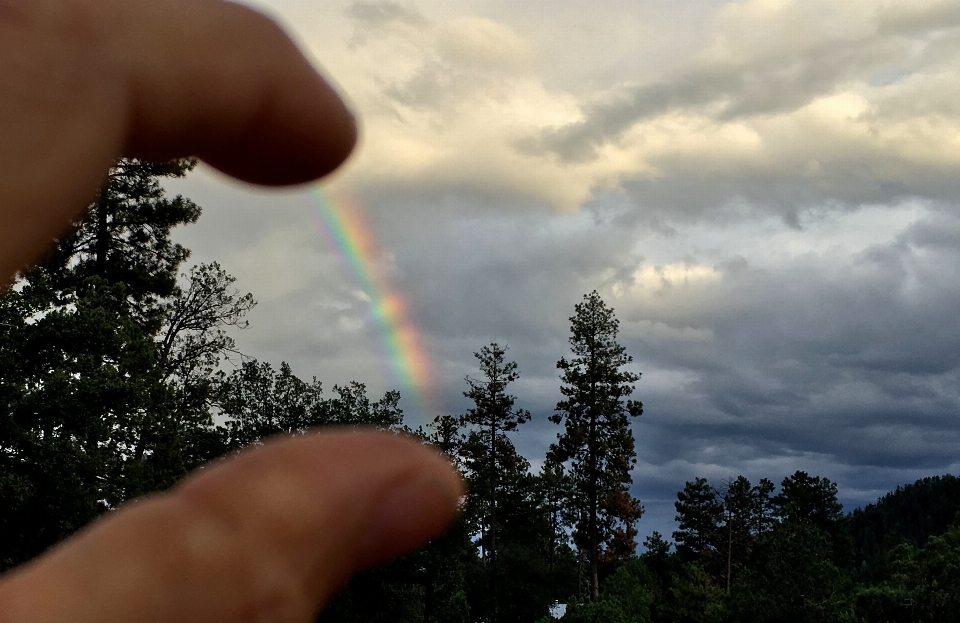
(345, 0, 427, 46)
(346, 0, 426, 29)
(172, 166, 960, 543)
(356, 189, 960, 526)
(525, 36, 908, 162)
(878, 1, 960, 36)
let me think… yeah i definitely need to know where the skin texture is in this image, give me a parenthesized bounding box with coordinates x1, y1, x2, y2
(0, 1, 463, 621)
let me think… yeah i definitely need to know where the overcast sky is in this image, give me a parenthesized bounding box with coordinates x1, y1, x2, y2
(168, 0, 960, 543)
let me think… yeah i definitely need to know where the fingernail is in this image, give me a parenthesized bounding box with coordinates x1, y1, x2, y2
(357, 470, 461, 566)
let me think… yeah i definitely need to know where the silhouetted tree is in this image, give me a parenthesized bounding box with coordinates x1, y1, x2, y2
(460, 343, 530, 565)
(550, 291, 644, 600)
(674, 478, 723, 564)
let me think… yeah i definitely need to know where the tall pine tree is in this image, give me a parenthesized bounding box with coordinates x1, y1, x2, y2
(460, 343, 531, 565)
(549, 291, 644, 600)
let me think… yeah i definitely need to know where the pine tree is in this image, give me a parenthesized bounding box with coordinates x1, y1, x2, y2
(549, 291, 644, 600)
(536, 456, 576, 574)
(774, 470, 851, 567)
(773, 470, 843, 528)
(674, 475, 778, 587)
(751, 477, 777, 537)
(719, 476, 760, 592)
(460, 343, 530, 565)
(674, 477, 724, 564)
(39, 159, 201, 331)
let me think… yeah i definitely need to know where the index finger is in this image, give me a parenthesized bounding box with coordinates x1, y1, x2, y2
(0, 0, 356, 281)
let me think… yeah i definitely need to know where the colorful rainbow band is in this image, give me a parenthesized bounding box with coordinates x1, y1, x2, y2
(306, 188, 436, 425)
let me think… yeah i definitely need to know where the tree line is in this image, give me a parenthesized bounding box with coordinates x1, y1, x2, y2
(0, 160, 646, 622)
(3, 161, 960, 623)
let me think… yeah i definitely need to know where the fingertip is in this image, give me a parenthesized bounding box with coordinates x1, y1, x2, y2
(199, 64, 359, 186)
(356, 465, 463, 569)
(120, 0, 358, 186)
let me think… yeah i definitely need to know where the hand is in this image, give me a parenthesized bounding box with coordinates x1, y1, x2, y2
(0, 1, 463, 622)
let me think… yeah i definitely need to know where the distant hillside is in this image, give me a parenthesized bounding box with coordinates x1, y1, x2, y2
(849, 474, 960, 570)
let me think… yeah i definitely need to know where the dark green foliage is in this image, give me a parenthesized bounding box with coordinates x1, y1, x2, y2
(317, 554, 427, 623)
(774, 470, 844, 527)
(749, 477, 777, 536)
(729, 522, 856, 623)
(0, 160, 211, 568)
(673, 477, 723, 562)
(421, 518, 474, 623)
(672, 472, 849, 598)
(550, 291, 644, 600)
(39, 159, 201, 331)
(673, 475, 776, 587)
(775, 471, 852, 568)
(718, 476, 764, 590)
(467, 543, 557, 623)
(662, 562, 726, 623)
(850, 473, 960, 575)
(558, 554, 725, 623)
(854, 513, 960, 622)
(218, 359, 403, 449)
(536, 457, 577, 574)
(633, 536, 726, 623)
(557, 558, 658, 623)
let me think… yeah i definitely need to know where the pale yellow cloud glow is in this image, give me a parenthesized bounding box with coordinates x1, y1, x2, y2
(611, 263, 723, 299)
(258, 0, 960, 213)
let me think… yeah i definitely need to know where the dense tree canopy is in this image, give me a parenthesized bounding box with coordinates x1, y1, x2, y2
(0, 160, 208, 567)
(850, 473, 960, 575)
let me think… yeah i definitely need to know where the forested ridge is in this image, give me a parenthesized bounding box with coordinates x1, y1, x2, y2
(849, 474, 960, 573)
(3, 162, 960, 622)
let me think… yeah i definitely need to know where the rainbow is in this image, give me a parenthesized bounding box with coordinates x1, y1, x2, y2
(305, 187, 436, 425)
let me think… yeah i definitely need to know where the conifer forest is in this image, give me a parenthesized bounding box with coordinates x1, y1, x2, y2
(4, 161, 960, 623)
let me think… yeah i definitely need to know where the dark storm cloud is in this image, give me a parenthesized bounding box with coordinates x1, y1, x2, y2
(336, 184, 958, 538)
(613, 209, 960, 529)
(615, 168, 960, 226)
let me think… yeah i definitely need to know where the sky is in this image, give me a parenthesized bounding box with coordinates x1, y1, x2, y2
(167, 0, 960, 543)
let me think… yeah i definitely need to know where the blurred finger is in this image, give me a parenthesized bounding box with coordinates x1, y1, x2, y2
(0, 0, 356, 282)
(0, 431, 462, 623)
